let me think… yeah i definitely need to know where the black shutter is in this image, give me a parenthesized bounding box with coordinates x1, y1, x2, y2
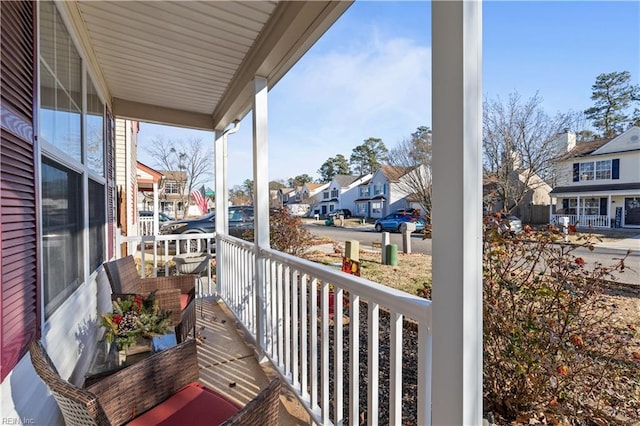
(572, 163, 579, 182)
(0, 0, 39, 382)
(599, 198, 607, 216)
(612, 159, 619, 180)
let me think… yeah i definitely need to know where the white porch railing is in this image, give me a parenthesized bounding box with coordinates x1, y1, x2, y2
(138, 216, 154, 236)
(217, 234, 433, 426)
(116, 233, 216, 293)
(115, 232, 433, 424)
(550, 214, 609, 228)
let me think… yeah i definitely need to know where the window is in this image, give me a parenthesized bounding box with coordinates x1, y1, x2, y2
(165, 181, 181, 194)
(577, 160, 612, 182)
(323, 191, 329, 200)
(39, 0, 107, 317)
(42, 159, 83, 317)
(39, 0, 82, 162)
(579, 162, 594, 181)
(359, 187, 370, 197)
(331, 189, 339, 198)
(582, 198, 599, 216)
(372, 202, 382, 214)
(86, 74, 104, 176)
(595, 160, 611, 180)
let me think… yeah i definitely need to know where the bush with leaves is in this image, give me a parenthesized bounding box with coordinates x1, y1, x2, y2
(483, 216, 636, 423)
(242, 208, 312, 256)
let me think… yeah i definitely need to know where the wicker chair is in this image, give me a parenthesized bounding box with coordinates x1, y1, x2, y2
(29, 339, 281, 426)
(103, 255, 196, 342)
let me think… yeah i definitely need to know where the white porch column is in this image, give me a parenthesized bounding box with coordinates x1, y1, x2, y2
(214, 130, 229, 235)
(253, 76, 269, 353)
(607, 195, 611, 227)
(153, 182, 159, 235)
(577, 194, 581, 225)
(431, 1, 483, 425)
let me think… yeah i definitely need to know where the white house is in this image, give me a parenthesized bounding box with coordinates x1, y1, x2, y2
(550, 126, 640, 228)
(355, 165, 429, 218)
(317, 174, 372, 216)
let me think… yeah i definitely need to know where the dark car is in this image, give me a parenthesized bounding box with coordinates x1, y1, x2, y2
(139, 210, 174, 222)
(159, 206, 254, 252)
(328, 209, 352, 219)
(374, 213, 426, 233)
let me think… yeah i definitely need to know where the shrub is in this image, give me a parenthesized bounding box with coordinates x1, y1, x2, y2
(243, 208, 312, 256)
(482, 218, 634, 422)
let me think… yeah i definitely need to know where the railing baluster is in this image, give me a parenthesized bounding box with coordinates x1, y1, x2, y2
(310, 277, 319, 411)
(390, 311, 402, 425)
(334, 286, 344, 425)
(368, 302, 379, 426)
(284, 265, 291, 378)
(321, 282, 330, 424)
(301, 273, 309, 400)
(349, 293, 360, 426)
(418, 321, 432, 426)
(292, 270, 299, 388)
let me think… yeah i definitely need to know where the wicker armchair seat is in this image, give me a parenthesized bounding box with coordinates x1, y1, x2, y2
(29, 339, 281, 426)
(104, 255, 196, 342)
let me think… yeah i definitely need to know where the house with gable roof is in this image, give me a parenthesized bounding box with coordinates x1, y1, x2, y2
(317, 174, 372, 216)
(550, 126, 640, 228)
(355, 165, 429, 219)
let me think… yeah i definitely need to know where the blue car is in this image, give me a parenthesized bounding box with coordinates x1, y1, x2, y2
(374, 213, 426, 232)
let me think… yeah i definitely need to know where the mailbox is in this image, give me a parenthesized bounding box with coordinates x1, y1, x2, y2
(399, 222, 416, 233)
(560, 216, 569, 227)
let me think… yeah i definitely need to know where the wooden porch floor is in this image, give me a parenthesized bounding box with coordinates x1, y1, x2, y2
(195, 297, 310, 425)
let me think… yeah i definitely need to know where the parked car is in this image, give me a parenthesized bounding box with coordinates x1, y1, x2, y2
(328, 209, 352, 219)
(159, 206, 254, 252)
(487, 213, 522, 235)
(139, 210, 174, 222)
(374, 213, 426, 233)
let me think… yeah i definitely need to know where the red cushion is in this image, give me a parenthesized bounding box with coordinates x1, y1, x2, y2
(180, 294, 191, 311)
(127, 383, 240, 426)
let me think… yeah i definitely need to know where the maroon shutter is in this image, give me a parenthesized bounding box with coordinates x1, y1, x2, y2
(106, 110, 115, 259)
(0, 0, 39, 382)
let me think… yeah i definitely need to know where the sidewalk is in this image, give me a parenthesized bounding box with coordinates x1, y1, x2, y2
(595, 234, 640, 251)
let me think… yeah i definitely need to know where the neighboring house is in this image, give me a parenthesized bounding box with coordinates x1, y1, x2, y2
(287, 182, 330, 216)
(114, 120, 141, 239)
(355, 165, 428, 219)
(483, 168, 552, 224)
(277, 187, 296, 206)
(134, 162, 164, 237)
(549, 126, 640, 229)
(317, 174, 372, 216)
(145, 170, 188, 218)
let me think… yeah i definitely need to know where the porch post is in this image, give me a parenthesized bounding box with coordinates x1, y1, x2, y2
(607, 195, 611, 227)
(431, 1, 483, 425)
(214, 129, 228, 295)
(153, 182, 159, 235)
(577, 194, 581, 226)
(253, 76, 269, 353)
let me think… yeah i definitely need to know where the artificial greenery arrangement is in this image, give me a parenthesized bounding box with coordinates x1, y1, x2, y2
(101, 292, 172, 351)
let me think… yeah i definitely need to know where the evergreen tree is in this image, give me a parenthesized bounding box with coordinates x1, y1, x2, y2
(349, 137, 388, 175)
(317, 154, 350, 182)
(584, 71, 639, 137)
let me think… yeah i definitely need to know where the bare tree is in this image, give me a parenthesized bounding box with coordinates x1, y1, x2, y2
(483, 92, 574, 212)
(145, 136, 212, 218)
(387, 126, 433, 218)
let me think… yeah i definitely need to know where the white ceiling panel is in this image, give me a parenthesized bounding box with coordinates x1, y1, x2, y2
(66, 1, 352, 130)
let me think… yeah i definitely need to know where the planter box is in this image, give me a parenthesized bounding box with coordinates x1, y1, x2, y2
(173, 254, 211, 274)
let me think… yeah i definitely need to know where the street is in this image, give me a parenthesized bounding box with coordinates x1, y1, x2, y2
(304, 223, 639, 286)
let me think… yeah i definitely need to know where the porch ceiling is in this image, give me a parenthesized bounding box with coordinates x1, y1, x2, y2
(67, 1, 351, 131)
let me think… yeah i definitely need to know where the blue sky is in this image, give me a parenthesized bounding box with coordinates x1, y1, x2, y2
(137, 1, 640, 189)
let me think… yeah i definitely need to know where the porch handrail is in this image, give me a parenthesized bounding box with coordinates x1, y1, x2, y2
(217, 234, 433, 426)
(550, 213, 609, 228)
